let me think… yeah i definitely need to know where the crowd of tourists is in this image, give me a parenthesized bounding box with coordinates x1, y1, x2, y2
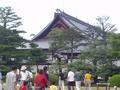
(59, 69, 92, 90)
(0, 65, 93, 90)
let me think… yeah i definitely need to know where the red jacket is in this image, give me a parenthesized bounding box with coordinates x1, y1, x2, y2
(34, 73, 47, 89)
(19, 84, 27, 90)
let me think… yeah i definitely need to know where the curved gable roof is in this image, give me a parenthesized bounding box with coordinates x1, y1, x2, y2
(32, 9, 93, 41)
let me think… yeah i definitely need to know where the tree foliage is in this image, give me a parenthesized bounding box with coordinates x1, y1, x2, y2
(49, 28, 66, 51)
(30, 48, 47, 63)
(0, 7, 22, 29)
(49, 27, 87, 62)
(108, 74, 120, 87)
(0, 26, 26, 48)
(78, 16, 120, 80)
(0, 6, 27, 64)
(68, 60, 92, 71)
(108, 33, 120, 58)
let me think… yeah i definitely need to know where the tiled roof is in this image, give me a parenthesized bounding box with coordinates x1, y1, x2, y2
(32, 9, 93, 41)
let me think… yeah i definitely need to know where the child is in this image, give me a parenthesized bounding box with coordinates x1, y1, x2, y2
(19, 81, 27, 90)
(49, 81, 58, 90)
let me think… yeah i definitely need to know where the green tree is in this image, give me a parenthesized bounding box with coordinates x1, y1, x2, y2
(0, 7, 22, 29)
(91, 16, 116, 65)
(49, 27, 86, 62)
(80, 16, 118, 80)
(108, 33, 120, 58)
(30, 48, 47, 64)
(29, 44, 47, 69)
(93, 33, 120, 81)
(0, 6, 27, 64)
(68, 60, 92, 71)
(0, 25, 27, 64)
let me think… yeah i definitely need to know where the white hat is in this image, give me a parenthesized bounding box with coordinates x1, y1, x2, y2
(21, 66, 27, 70)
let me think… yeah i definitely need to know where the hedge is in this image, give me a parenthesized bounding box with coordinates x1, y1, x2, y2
(108, 74, 120, 87)
(49, 73, 59, 85)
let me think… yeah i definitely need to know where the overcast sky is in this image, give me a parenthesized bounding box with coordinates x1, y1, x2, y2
(0, 0, 120, 39)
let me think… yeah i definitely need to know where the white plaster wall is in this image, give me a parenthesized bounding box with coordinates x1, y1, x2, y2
(33, 39, 52, 49)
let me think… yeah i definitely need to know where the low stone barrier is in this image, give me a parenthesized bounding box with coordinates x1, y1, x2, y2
(96, 83, 110, 90)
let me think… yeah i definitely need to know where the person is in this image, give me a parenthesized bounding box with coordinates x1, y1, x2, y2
(49, 81, 58, 90)
(16, 69, 21, 90)
(34, 69, 48, 90)
(20, 65, 33, 90)
(74, 70, 82, 90)
(43, 66, 49, 80)
(59, 69, 65, 90)
(67, 69, 75, 90)
(0, 70, 2, 90)
(84, 71, 92, 90)
(19, 81, 27, 90)
(6, 66, 17, 90)
(43, 66, 49, 90)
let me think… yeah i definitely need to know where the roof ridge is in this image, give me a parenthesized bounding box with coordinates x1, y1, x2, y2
(31, 20, 53, 41)
(59, 11, 91, 27)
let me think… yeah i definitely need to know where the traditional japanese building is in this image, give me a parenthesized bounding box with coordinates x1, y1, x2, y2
(31, 9, 94, 61)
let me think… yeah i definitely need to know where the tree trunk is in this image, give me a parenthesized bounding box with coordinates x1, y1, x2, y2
(3, 18, 7, 29)
(70, 40, 74, 62)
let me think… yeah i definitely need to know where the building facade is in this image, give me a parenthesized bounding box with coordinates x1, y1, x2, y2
(31, 9, 94, 62)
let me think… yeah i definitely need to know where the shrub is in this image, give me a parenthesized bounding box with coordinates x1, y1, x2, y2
(68, 60, 92, 71)
(49, 73, 59, 85)
(108, 74, 120, 87)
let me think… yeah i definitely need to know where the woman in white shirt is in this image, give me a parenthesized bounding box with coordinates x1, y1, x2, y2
(67, 70, 75, 90)
(20, 66, 33, 90)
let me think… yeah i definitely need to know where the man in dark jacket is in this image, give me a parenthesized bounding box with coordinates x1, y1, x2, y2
(43, 66, 49, 90)
(59, 69, 65, 90)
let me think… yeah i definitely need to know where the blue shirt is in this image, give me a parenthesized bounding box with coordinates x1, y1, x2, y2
(74, 72, 82, 81)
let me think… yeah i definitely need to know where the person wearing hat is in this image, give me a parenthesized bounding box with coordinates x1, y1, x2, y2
(20, 66, 33, 90)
